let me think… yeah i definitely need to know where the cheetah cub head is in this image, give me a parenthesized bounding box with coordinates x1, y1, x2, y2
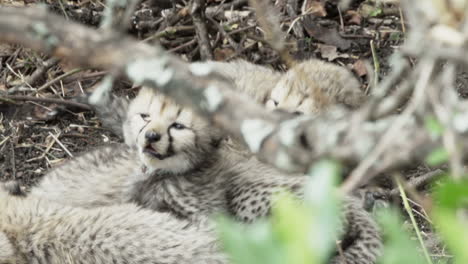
(123, 87, 222, 174)
(266, 59, 365, 115)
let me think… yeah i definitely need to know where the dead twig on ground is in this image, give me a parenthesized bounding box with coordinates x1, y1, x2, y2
(16, 57, 60, 89)
(35, 68, 84, 93)
(48, 131, 74, 158)
(1, 95, 92, 111)
(190, 0, 213, 60)
(388, 169, 445, 197)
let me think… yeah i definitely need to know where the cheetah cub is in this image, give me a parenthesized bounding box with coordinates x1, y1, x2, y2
(24, 86, 382, 264)
(0, 184, 226, 264)
(194, 58, 366, 114)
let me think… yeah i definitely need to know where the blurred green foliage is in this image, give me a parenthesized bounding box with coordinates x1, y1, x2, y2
(217, 161, 465, 264)
(218, 160, 341, 264)
(433, 178, 468, 264)
(376, 209, 427, 264)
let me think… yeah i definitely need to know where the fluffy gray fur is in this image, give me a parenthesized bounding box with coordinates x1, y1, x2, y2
(0, 185, 226, 264)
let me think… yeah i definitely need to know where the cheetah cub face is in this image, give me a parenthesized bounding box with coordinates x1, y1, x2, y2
(266, 59, 365, 115)
(123, 87, 221, 174)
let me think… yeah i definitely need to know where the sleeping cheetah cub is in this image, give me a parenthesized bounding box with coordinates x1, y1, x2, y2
(265, 59, 365, 114)
(194, 58, 366, 113)
(0, 184, 226, 264)
(23, 86, 381, 264)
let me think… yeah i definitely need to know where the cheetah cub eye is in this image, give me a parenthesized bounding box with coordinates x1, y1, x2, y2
(266, 99, 279, 109)
(171, 122, 186, 130)
(139, 113, 150, 121)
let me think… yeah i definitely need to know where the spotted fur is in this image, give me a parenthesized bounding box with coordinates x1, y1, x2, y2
(0, 186, 226, 264)
(191, 59, 282, 104)
(25, 87, 381, 264)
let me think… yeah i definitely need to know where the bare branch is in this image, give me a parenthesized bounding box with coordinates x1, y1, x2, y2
(1, 6, 465, 192)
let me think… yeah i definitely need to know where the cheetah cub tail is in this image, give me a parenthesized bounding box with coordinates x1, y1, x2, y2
(332, 197, 383, 264)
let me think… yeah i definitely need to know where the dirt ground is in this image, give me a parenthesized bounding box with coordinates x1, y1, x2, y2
(0, 0, 455, 262)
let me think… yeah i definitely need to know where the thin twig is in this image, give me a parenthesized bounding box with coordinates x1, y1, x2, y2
(9, 141, 16, 179)
(48, 132, 74, 158)
(58, 0, 70, 20)
(389, 169, 445, 197)
(121, 0, 141, 31)
(36, 68, 84, 92)
(2, 95, 92, 110)
(249, 0, 295, 67)
(169, 39, 197, 52)
(5, 63, 34, 90)
(341, 60, 435, 193)
(337, 6, 345, 32)
(397, 177, 434, 264)
(207, 16, 241, 52)
(26, 137, 56, 162)
(190, 0, 213, 60)
(370, 40, 380, 91)
(142, 25, 195, 43)
(399, 7, 406, 34)
(20, 57, 60, 87)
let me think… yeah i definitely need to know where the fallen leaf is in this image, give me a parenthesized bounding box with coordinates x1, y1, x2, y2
(358, 2, 382, 18)
(353, 59, 368, 77)
(317, 44, 338, 61)
(303, 0, 327, 17)
(214, 48, 236, 61)
(302, 16, 353, 50)
(32, 104, 60, 121)
(346, 10, 362, 25)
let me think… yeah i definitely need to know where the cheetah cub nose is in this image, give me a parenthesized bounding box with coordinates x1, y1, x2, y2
(145, 131, 162, 143)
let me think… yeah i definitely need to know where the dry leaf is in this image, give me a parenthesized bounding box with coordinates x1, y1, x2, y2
(303, 0, 327, 17)
(32, 104, 60, 121)
(353, 59, 368, 77)
(317, 44, 338, 61)
(346, 10, 362, 25)
(214, 48, 236, 61)
(303, 17, 353, 50)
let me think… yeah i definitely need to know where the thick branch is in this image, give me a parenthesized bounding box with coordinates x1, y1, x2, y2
(0, 6, 461, 192)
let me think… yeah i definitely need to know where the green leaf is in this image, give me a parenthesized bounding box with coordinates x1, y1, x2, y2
(272, 193, 318, 264)
(217, 216, 286, 264)
(376, 209, 427, 264)
(304, 160, 342, 262)
(433, 179, 468, 264)
(433, 178, 468, 209)
(424, 116, 444, 138)
(389, 32, 402, 41)
(369, 8, 383, 17)
(425, 148, 449, 166)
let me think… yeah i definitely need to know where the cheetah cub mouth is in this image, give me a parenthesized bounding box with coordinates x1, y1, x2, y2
(143, 143, 173, 160)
